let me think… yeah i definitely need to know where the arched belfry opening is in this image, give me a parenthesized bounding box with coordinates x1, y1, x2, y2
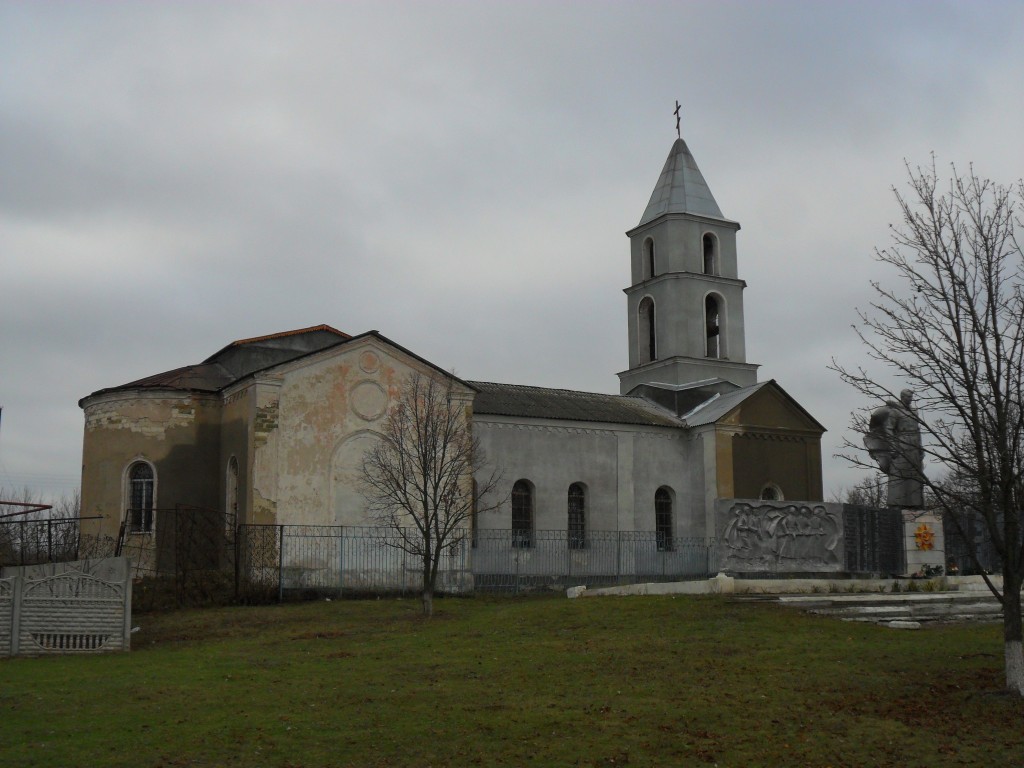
(705, 294, 723, 359)
(643, 238, 656, 279)
(702, 233, 718, 275)
(638, 297, 656, 364)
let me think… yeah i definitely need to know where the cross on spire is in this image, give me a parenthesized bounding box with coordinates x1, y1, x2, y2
(674, 100, 681, 138)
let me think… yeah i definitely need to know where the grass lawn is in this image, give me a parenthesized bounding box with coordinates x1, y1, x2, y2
(1, 594, 1021, 767)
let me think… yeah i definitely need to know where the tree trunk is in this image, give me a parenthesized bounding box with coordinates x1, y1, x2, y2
(422, 555, 434, 617)
(1003, 573, 1024, 695)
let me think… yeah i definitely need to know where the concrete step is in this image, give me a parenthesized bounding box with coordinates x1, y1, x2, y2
(768, 591, 1009, 625)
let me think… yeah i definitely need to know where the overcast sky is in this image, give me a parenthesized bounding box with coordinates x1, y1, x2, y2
(2, 1, 1022, 503)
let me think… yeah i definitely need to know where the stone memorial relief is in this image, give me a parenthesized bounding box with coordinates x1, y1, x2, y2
(719, 502, 842, 571)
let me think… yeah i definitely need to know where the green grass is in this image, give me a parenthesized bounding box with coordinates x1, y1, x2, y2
(1, 595, 1021, 767)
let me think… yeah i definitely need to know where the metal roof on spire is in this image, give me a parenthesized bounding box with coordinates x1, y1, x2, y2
(637, 137, 727, 226)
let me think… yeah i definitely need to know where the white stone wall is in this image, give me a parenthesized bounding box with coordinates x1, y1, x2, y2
(475, 416, 708, 538)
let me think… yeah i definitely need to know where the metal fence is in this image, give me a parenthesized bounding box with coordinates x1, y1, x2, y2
(235, 525, 717, 599)
(236, 524, 471, 600)
(0, 516, 102, 568)
(472, 529, 717, 592)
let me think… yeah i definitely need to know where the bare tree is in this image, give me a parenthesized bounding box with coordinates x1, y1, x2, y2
(832, 474, 888, 508)
(361, 372, 502, 616)
(833, 159, 1024, 694)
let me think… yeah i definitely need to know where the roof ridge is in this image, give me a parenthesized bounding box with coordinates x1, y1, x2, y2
(467, 380, 633, 398)
(228, 324, 350, 347)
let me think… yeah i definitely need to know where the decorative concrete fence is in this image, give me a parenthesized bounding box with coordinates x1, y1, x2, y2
(0, 558, 132, 656)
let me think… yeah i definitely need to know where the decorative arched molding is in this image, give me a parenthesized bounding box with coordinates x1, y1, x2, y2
(329, 429, 385, 526)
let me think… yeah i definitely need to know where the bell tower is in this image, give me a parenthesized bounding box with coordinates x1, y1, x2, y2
(618, 137, 759, 395)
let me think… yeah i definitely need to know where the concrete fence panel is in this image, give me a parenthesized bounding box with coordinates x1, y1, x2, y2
(0, 558, 131, 657)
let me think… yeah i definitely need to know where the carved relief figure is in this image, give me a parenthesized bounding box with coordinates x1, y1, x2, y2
(723, 503, 839, 569)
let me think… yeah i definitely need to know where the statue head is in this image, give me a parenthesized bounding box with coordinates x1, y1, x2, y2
(900, 389, 914, 407)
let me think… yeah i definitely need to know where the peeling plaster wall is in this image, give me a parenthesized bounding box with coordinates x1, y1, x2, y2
(80, 392, 222, 538)
(220, 387, 252, 525)
(256, 341, 463, 528)
(475, 418, 707, 538)
(250, 380, 281, 525)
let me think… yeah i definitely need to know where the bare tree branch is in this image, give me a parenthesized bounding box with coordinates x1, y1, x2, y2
(831, 158, 1024, 694)
(360, 372, 503, 616)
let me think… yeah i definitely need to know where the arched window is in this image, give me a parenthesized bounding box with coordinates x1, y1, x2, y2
(567, 483, 586, 550)
(705, 295, 722, 359)
(511, 480, 534, 548)
(655, 487, 673, 551)
(760, 484, 783, 501)
(226, 457, 239, 535)
(638, 297, 656, 364)
(127, 461, 155, 533)
(644, 238, 656, 279)
(703, 233, 718, 275)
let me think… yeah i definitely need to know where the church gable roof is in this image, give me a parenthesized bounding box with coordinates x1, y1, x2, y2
(683, 380, 825, 433)
(203, 324, 351, 379)
(114, 362, 236, 393)
(82, 324, 353, 402)
(637, 138, 729, 226)
(468, 381, 684, 428)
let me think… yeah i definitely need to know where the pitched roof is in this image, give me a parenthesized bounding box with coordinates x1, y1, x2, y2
(80, 327, 473, 405)
(637, 138, 728, 226)
(682, 381, 772, 427)
(467, 381, 684, 428)
(681, 379, 826, 432)
(115, 362, 236, 393)
(203, 324, 350, 362)
(82, 325, 352, 402)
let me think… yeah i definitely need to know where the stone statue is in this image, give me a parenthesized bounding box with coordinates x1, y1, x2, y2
(864, 389, 925, 508)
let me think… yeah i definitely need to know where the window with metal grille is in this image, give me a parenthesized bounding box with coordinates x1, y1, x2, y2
(567, 483, 586, 550)
(655, 487, 673, 551)
(128, 462, 155, 533)
(511, 480, 533, 548)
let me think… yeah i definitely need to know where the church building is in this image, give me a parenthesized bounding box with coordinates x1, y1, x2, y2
(78, 135, 825, 560)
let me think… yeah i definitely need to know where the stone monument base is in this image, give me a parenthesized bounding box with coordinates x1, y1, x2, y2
(902, 509, 945, 576)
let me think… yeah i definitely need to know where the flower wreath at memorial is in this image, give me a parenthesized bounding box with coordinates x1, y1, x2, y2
(914, 523, 935, 551)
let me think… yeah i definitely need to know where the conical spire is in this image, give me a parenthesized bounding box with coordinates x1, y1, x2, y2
(637, 138, 724, 226)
